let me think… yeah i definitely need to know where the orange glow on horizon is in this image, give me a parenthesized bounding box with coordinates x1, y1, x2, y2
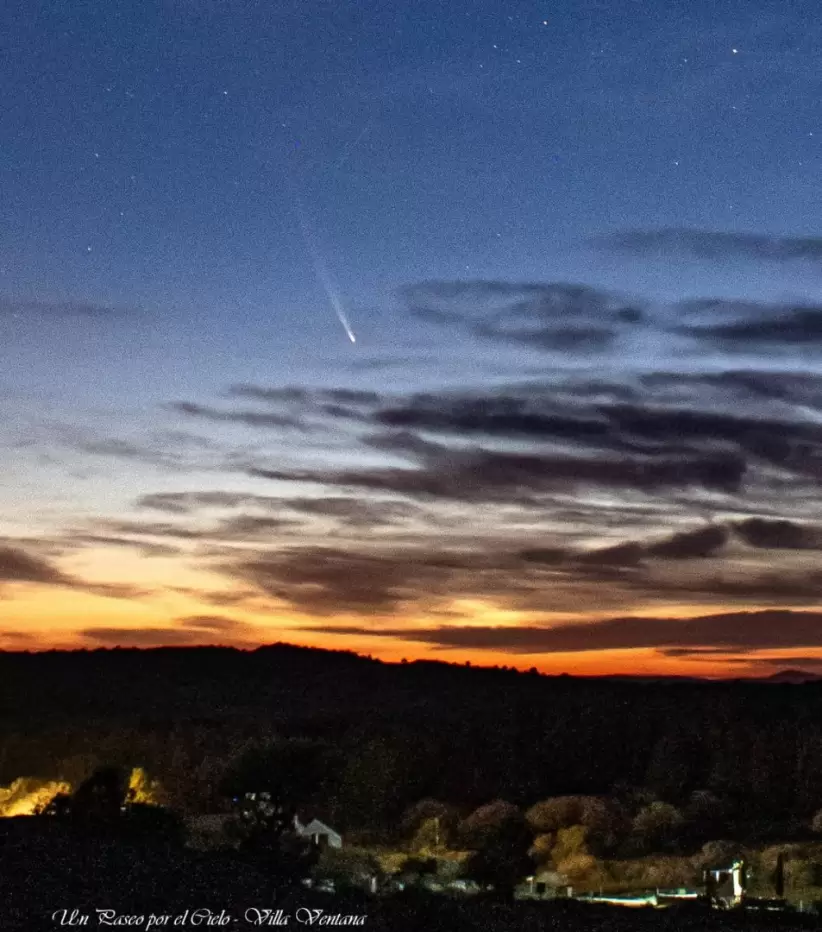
(3, 581, 822, 681)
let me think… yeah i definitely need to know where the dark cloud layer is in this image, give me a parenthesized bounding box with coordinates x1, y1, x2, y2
(49, 268, 822, 649)
(155, 352, 822, 629)
(253, 445, 746, 502)
(733, 518, 822, 550)
(371, 392, 822, 475)
(680, 307, 822, 348)
(231, 547, 458, 615)
(303, 610, 822, 654)
(399, 277, 822, 356)
(216, 521, 764, 617)
(646, 526, 728, 559)
(216, 375, 822, 506)
(400, 280, 643, 351)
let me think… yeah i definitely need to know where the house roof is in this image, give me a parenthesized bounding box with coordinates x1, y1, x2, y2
(296, 817, 341, 839)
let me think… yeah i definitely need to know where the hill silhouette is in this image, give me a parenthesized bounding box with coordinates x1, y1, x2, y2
(2, 643, 822, 850)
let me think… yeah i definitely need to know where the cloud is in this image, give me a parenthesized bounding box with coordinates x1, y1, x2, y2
(69, 533, 180, 557)
(136, 491, 282, 514)
(302, 609, 822, 654)
(400, 280, 643, 351)
(217, 520, 748, 619)
(230, 546, 456, 615)
(136, 489, 416, 533)
(0, 545, 71, 585)
(174, 374, 822, 501)
(608, 567, 822, 606)
(52, 426, 224, 471)
(78, 614, 256, 647)
(283, 497, 418, 528)
(89, 520, 206, 541)
(176, 614, 254, 632)
(348, 355, 434, 372)
(228, 385, 381, 406)
(518, 547, 569, 565)
(0, 543, 149, 600)
(521, 526, 728, 575)
(680, 308, 822, 349)
(667, 371, 822, 409)
(72, 438, 173, 464)
(213, 514, 295, 539)
(374, 394, 613, 442)
(80, 581, 153, 600)
(574, 541, 645, 567)
(139, 363, 822, 619)
(170, 402, 304, 430)
(77, 627, 225, 647)
(275, 384, 820, 490)
(251, 445, 746, 502)
(596, 229, 822, 262)
(746, 656, 822, 670)
(82, 513, 296, 549)
(645, 525, 729, 559)
(601, 404, 820, 472)
(733, 518, 822, 550)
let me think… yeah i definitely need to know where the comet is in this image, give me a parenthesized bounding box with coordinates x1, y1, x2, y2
(288, 183, 357, 344)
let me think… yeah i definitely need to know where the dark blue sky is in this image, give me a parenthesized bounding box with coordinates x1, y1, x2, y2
(4, 0, 822, 676)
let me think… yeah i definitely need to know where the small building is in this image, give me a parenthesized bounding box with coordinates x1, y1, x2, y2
(704, 859, 746, 909)
(294, 816, 342, 849)
(518, 870, 563, 899)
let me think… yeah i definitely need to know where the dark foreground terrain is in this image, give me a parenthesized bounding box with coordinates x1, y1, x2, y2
(3, 830, 820, 932)
(5, 646, 822, 929)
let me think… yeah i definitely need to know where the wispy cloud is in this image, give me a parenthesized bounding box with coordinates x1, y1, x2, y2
(401, 280, 643, 351)
(0, 543, 150, 600)
(595, 228, 822, 263)
(170, 402, 304, 430)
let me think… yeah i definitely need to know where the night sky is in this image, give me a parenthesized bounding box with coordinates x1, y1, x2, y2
(4, 0, 822, 677)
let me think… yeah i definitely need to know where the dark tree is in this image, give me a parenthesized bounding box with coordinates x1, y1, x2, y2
(67, 766, 129, 824)
(219, 740, 337, 884)
(461, 808, 533, 901)
(219, 739, 333, 806)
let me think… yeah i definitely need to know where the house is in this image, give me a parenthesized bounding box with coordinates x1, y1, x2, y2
(518, 870, 563, 899)
(294, 815, 342, 849)
(704, 858, 746, 908)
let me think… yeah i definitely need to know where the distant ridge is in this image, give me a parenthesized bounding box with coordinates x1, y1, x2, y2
(758, 668, 822, 684)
